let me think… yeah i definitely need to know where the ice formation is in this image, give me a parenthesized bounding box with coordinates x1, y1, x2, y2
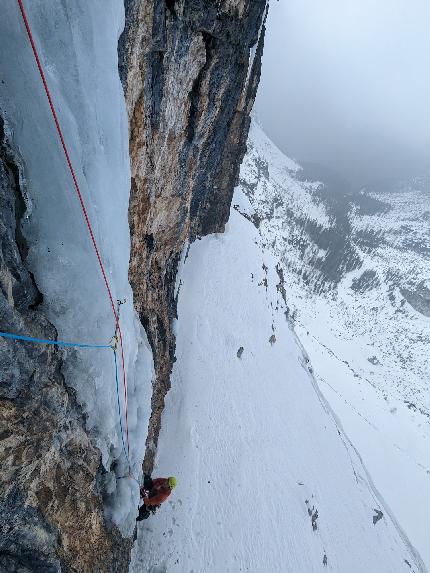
(0, 0, 152, 533)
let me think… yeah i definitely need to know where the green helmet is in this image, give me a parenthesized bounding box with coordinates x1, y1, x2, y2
(168, 476, 177, 489)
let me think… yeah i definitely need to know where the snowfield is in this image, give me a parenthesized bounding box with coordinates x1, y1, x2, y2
(241, 122, 430, 569)
(131, 192, 424, 572)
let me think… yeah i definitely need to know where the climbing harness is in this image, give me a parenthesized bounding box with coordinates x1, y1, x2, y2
(11, 0, 133, 468)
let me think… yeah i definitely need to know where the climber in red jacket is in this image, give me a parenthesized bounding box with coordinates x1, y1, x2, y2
(137, 474, 177, 521)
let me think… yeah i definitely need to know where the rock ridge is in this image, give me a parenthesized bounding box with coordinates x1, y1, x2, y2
(119, 0, 267, 472)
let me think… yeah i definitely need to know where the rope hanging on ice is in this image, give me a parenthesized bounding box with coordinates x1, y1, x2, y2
(14, 0, 133, 468)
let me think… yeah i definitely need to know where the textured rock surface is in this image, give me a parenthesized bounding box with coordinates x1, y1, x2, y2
(119, 0, 267, 472)
(1, 0, 268, 566)
(0, 115, 131, 572)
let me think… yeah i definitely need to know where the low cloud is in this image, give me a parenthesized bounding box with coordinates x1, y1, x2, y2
(256, 0, 430, 187)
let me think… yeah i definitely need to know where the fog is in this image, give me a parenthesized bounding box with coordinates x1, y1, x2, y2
(255, 0, 430, 188)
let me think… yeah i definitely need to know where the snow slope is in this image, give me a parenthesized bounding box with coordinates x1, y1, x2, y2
(241, 122, 430, 568)
(131, 192, 424, 572)
(0, 1, 152, 533)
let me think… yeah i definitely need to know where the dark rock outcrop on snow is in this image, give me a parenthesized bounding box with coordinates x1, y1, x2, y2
(119, 0, 267, 471)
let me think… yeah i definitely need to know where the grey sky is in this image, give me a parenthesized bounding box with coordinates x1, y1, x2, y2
(255, 0, 430, 187)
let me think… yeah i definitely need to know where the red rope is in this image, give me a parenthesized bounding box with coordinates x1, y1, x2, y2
(17, 0, 130, 458)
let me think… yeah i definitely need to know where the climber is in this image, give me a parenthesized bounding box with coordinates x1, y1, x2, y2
(136, 474, 177, 521)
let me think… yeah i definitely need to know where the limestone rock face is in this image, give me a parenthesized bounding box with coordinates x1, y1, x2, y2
(119, 0, 267, 471)
(1, 0, 267, 567)
(0, 115, 130, 573)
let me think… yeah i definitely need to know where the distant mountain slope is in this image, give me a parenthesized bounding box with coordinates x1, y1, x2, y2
(240, 122, 430, 568)
(132, 192, 425, 573)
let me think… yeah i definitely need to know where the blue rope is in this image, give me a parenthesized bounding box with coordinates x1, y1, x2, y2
(113, 349, 131, 466)
(1, 330, 131, 468)
(0, 331, 111, 349)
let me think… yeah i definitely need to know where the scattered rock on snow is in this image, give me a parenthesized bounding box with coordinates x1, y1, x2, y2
(373, 509, 384, 525)
(305, 499, 319, 531)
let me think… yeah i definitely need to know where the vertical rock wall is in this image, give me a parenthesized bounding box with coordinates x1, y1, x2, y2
(0, 115, 130, 572)
(119, 0, 267, 471)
